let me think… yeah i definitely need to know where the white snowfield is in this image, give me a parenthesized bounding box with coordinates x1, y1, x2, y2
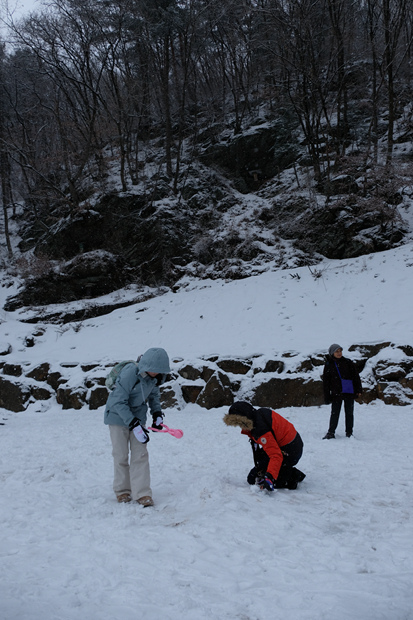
(1, 243, 413, 619)
(1, 404, 412, 620)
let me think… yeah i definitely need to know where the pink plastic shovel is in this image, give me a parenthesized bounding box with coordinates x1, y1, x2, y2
(147, 423, 184, 439)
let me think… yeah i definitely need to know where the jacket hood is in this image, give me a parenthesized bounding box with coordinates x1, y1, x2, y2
(223, 401, 256, 431)
(138, 348, 170, 375)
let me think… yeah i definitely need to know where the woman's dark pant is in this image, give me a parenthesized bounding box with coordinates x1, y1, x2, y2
(328, 396, 354, 435)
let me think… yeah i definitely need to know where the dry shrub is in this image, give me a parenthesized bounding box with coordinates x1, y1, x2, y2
(11, 254, 55, 279)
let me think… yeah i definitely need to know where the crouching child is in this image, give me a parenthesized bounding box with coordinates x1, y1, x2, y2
(224, 401, 305, 491)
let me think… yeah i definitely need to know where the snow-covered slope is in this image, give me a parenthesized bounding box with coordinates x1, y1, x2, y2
(1, 242, 412, 365)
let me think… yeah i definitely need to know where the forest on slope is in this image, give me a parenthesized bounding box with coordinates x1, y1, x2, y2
(0, 0, 413, 303)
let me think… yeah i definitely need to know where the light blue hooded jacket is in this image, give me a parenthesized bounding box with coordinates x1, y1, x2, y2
(104, 348, 170, 428)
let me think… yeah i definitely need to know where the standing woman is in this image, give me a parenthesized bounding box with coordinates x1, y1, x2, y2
(322, 344, 362, 439)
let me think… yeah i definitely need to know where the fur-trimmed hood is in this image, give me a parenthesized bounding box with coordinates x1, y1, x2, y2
(223, 401, 256, 431)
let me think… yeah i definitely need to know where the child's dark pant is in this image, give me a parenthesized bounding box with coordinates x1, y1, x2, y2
(277, 433, 304, 486)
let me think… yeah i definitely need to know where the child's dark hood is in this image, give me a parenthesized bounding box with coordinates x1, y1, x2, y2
(223, 401, 256, 431)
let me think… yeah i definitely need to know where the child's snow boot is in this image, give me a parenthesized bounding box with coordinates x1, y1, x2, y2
(117, 493, 132, 503)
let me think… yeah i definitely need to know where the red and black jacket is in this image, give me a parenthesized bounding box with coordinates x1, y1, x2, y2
(241, 408, 297, 480)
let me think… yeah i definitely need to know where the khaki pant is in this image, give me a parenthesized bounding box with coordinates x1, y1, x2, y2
(109, 425, 151, 501)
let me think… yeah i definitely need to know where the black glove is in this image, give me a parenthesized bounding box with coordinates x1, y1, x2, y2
(151, 411, 164, 430)
(129, 417, 140, 431)
(247, 467, 258, 485)
(257, 472, 275, 492)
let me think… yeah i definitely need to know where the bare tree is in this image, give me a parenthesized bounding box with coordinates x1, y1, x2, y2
(9, 0, 111, 208)
(0, 44, 13, 257)
(1, 0, 412, 223)
(381, 0, 409, 164)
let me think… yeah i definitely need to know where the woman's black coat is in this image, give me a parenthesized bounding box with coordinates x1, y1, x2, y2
(322, 355, 362, 403)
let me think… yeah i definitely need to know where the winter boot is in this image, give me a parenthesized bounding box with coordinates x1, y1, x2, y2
(286, 478, 298, 490)
(117, 493, 132, 503)
(137, 496, 154, 507)
(323, 432, 335, 440)
(291, 467, 306, 482)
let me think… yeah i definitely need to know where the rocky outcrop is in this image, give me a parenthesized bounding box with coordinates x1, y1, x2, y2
(4, 251, 128, 310)
(0, 377, 31, 412)
(281, 199, 407, 259)
(251, 377, 324, 408)
(0, 342, 412, 414)
(200, 121, 299, 191)
(11, 193, 193, 309)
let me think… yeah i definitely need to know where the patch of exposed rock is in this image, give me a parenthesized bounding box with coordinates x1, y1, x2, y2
(0, 342, 411, 414)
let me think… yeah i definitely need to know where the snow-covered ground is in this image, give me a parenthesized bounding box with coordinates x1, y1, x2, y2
(1, 403, 412, 620)
(1, 241, 413, 619)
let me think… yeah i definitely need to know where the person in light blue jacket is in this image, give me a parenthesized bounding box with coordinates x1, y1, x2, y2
(104, 347, 170, 506)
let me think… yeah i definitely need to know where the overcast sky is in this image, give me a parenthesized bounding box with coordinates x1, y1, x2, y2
(2, 0, 39, 19)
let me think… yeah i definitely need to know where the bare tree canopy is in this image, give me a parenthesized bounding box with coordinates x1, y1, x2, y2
(0, 0, 412, 250)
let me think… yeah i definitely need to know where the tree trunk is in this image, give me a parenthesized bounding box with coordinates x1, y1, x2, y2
(0, 149, 13, 258)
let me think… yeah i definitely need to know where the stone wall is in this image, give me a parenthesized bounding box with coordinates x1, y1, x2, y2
(0, 342, 412, 413)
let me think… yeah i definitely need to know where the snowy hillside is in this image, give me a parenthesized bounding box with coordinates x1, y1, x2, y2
(1, 241, 413, 366)
(1, 237, 413, 619)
